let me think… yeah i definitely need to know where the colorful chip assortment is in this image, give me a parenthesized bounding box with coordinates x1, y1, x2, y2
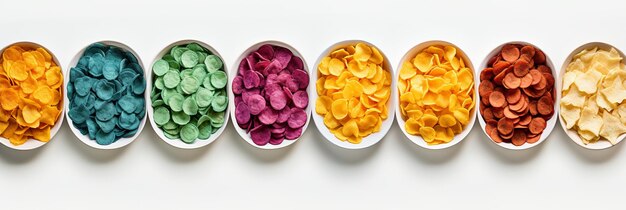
(0, 44, 63, 145)
(560, 47, 626, 145)
(315, 43, 391, 144)
(234, 44, 309, 146)
(67, 43, 146, 145)
(151, 43, 227, 144)
(398, 45, 475, 145)
(479, 44, 555, 146)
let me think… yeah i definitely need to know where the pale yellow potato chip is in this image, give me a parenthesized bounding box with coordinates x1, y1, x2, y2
(573, 69, 603, 94)
(562, 70, 579, 91)
(599, 111, 626, 144)
(600, 76, 626, 104)
(577, 107, 603, 136)
(560, 104, 580, 129)
(560, 86, 587, 108)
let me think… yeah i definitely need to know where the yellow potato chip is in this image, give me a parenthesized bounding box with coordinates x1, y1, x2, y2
(560, 104, 580, 129)
(599, 111, 626, 144)
(574, 69, 603, 94)
(577, 106, 603, 136)
(328, 58, 344, 76)
(413, 52, 434, 73)
(419, 127, 436, 142)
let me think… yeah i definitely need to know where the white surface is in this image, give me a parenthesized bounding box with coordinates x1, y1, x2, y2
(1, 0, 625, 209)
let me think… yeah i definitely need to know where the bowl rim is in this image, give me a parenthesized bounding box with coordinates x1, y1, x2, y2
(146, 39, 230, 149)
(394, 40, 478, 150)
(0, 41, 65, 151)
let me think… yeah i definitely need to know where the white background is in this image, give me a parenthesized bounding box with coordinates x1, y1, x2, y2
(0, 0, 624, 209)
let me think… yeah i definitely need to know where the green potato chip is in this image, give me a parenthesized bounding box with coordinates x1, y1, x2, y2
(168, 93, 184, 112)
(180, 124, 200, 143)
(204, 55, 223, 72)
(152, 100, 164, 107)
(163, 132, 179, 139)
(195, 87, 213, 108)
(211, 95, 227, 112)
(172, 111, 190, 125)
(181, 50, 199, 68)
(192, 65, 207, 81)
(162, 120, 178, 130)
(183, 97, 198, 115)
(153, 59, 169, 76)
(180, 68, 194, 78)
(187, 43, 205, 52)
(180, 77, 200, 94)
(153, 106, 170, 126)
(210, 71, 227, 89)
(155, 77, 164, 90)
(163, 70, 181, 89)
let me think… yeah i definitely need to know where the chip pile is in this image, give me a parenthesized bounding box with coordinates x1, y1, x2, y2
(0, 45, 63, 145)
(315, 43, 391, 144)
(560, 47, 626, 145)
(234, 44, 309, 146)
(398, 45, 475, 145)
(151, 43, 227, 144)
(68, 43, 146, 145)
(479, 44, 555, 146)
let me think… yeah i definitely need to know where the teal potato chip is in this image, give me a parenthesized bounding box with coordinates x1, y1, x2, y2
(68, 43, 146, 145)
(150, 42, 228, 143)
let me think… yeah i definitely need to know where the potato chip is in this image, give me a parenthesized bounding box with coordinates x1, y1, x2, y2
(316, 43, 390, 144)
(0, 44, 63, 145)
(399, 45, 474, 145)
(560, 47, 626, 145)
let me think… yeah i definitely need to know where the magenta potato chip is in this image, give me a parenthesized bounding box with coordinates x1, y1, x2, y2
(258, 108, 278, 125)
(269, 137, 284, 145)
(287, 108, 307, 128)
(243, 70, 260, 89)
(273, 46, 292, 68)
(232, 76, 244, 94)
(250, 125, 271, 146)
(277, 107, 291, 123)
(285, 127, 302, 140)
(282, 86, 293, 100)
(292, 91, 308, 109)
(256, 44, 274, 61)
(234, 44, 309, 146)
(292, 69, 309, 89)
(235, 103, 251, 124)
(271, 127, 285, 134)
(269, 90, 287, 110)
(247, 94, 266, 115)
(287, 56, 304, 71)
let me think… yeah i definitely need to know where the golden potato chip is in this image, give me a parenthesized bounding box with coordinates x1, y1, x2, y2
(398, 45, 474, 144)
(316, 42, 391, 143)
(599, 111, 626, 144)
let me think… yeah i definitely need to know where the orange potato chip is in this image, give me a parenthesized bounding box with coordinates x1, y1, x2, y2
(0, 44, 63, 145)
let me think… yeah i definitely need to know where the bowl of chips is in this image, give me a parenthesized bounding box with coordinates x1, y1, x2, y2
(65, 40, 147, 150)
(0, 42, 65, 150)
(395, 40, 477, 150)
(559, 42, 626, 150)
(477, 41, 559, 150)
(312, 40, 396, 150)
(230, 40, 312, 149)
(147, 40, 230, 149)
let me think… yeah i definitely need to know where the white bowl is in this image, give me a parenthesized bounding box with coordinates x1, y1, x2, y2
(558, 42, 626, 150)
(476, 41, 559, 150)
(394, 40, 478, 150)
(0, 41, 65, 150)
(311, 40, 397, 150)
(229, 40, 312, 149)
(65, 40, 147, 150)
(147, 39, 230, 149)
